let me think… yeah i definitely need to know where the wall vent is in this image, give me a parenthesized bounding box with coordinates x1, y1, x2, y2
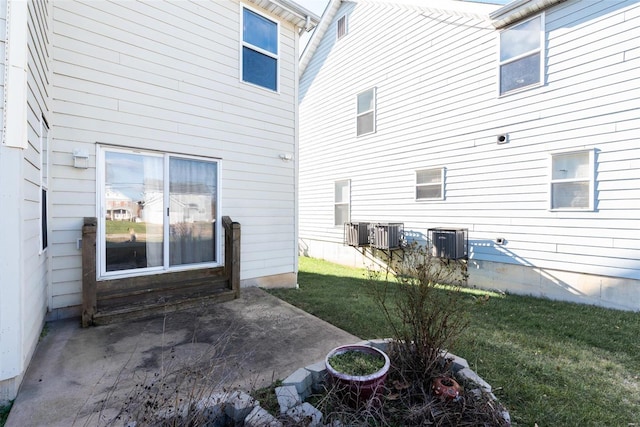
(344, 222, 370, 247)
(428, 228, 468, 260)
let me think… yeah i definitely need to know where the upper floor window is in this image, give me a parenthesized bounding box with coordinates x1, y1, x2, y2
(550, 150, 594, 211)
(337, 15, 347, 40)
(499, 14, 543, 95)
(416, 168, 444, 200)
(357, 88, 376, 136)
(334, 180, 350, 226)
(242, 7, 278, 91)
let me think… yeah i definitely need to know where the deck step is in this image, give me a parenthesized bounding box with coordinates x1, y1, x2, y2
(92, 288, 236, 325)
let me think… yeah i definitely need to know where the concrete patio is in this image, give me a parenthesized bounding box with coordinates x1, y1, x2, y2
(5, 288, 359, 426)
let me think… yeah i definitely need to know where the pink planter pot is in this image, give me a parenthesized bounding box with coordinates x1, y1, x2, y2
(325, 344, 391, 406)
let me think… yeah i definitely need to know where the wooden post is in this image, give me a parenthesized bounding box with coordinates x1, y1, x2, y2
(82, 217, 97, 327)
(223, 216, 241, 298)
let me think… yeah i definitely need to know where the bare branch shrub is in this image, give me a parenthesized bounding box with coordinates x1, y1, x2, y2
(374, 241, 470, 387)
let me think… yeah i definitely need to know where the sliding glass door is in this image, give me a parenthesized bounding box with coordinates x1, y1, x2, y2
(101, 148, 219, 276)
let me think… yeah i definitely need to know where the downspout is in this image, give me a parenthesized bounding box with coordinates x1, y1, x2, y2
(293, 22, 301, 287)
(299, 15, 311, 35)
(3, 0, 29, 149)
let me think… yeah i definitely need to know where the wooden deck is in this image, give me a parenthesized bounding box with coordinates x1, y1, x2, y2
(81, 216, 241, 326)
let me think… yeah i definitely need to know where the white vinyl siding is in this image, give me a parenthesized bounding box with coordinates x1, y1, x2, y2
(51, 0, 298, 309)
(299, 0, 640, 308)
(416, 168, 444, 201)
(499, 14, 544, 95)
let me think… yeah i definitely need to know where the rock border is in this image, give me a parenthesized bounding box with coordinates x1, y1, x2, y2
(274, 339, 511, 427)
(135, 339, 510, 426)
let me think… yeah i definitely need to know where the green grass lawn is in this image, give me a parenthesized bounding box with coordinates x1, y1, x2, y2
(267, 257, 640, 427)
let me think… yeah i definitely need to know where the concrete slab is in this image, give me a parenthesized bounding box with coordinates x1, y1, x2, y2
(6, 288, 359, 427)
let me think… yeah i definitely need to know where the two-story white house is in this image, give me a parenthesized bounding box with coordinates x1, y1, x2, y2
(299, 0, 639, 311)
(0, 0, 318, 403)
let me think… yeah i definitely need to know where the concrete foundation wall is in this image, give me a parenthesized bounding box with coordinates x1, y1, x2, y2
(300, 238, 640, 312)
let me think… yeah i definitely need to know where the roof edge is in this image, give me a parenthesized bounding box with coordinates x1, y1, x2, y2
(490, 0, 568, 28)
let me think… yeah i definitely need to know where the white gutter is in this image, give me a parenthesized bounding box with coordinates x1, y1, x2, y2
(3, 0, 29, 149)
(490, 0, 568, 28)
(270, 0, 320, 32)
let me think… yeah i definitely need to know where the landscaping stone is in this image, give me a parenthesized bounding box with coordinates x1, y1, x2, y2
(244, 405, 282, 427)
(224, 390, 257, 423)
(440, 350, 469, 372)
(286, 402, 322, 427)
(366, 338, 392, 351)
(275, 384, 301, 414)
(195, 394, 228, 427)
(282, 367, 314, 399)
(457, 367, 492, 392)
(304, 360, 328, 391)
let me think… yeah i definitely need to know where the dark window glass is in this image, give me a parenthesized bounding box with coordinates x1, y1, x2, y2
(242, 47, 277, 91)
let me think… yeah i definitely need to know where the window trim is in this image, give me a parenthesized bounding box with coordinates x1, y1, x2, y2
(97, 146, 222, 279)
(415, 167, 445, 201)
(549, 149, 595, 211)
(240, 4, 280, 92)
(336, 14, 348, 40)
(356, 87, 376, 137)
(498, 13, 545, 96)
(334, 179, 351, 227)
(40, 116, 49, 253)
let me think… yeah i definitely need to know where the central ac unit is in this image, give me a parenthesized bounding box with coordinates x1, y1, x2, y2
(428, 228, 468, 260)
(344, 222, 370, 247)
(370, 223, 404, 250)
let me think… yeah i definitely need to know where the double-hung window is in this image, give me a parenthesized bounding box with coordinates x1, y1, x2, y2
(550, 150, 594, 211)
(40, 117, 49, 252)
(416, 168, 444, 200)
(242, 6, 279, 91)
(499, 14, 544, 95)
(99, 147, 220, 276)
(334, 180, 350, 226)
(357, 88, 376, 136)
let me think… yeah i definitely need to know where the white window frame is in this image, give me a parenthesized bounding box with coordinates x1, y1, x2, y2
(415, 167, 445, 201)
(40, 116, 49, 253)
(334, 179, 351, 227)
(356, 88, 376, 137)
(498, 13, 544, 96)
(97, 146, 222, 279)
(337, 14, 348, 40)
(240, 4, 280, 92)
(549, 149, 595, 211)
